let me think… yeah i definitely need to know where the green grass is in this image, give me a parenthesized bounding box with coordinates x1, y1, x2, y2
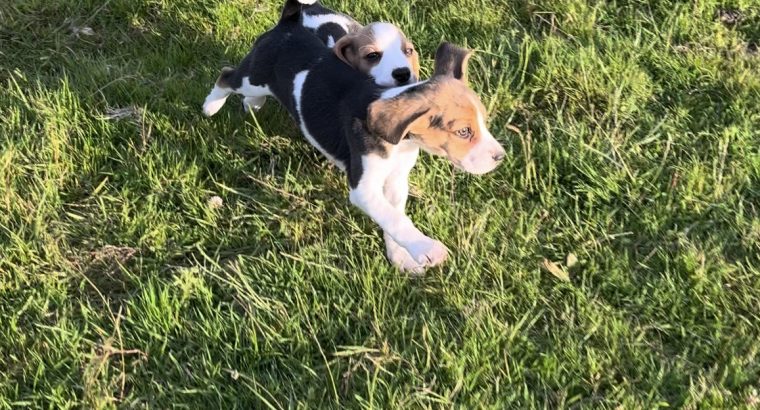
(1, 0, 760, 407)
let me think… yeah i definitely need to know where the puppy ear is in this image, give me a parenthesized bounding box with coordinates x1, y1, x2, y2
(433, 42, 473, 82)
(410, 50, 421, 80)
(367, 95, 430, 145)
(333, 35, 356, 67)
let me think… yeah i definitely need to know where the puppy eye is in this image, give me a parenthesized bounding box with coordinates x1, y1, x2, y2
(365, 52, 381, 61)
(404, 47, 414, 56)
(455, 127, 473, 139)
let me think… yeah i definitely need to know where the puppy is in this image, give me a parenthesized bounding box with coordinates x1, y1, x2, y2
(220, 0, 419, 113)
(290, 0, 420, 87)
(203, 2, 505, 273)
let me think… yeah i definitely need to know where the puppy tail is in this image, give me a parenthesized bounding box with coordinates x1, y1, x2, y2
(279, 0, 315, 23)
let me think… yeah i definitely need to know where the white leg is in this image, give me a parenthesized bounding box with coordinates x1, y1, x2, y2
(242, 96, 267, 112)
(381, 149, 428, 273)
(239, 77, 271, 113)
(205, 75, 272, 117)
(350, 153, 448, 268)
(203, 85, 231, 117)
(384, 170, 410, 210)
(350, 186, 448, 267)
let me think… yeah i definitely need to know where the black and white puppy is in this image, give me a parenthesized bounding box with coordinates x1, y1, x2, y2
(203, 2, 505, 273)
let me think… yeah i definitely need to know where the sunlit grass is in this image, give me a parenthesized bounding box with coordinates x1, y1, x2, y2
(1, 0, 759, 407)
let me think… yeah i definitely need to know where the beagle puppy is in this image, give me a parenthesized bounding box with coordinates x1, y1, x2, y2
(288, 0, 420, 87)
(203, 2, 505, 273)
(219, 0, 419, 114)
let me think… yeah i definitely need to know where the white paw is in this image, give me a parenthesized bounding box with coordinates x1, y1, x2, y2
(406, 237, 449, 267)
(242, 96, 266, 113)
(385, 236, 426, 274)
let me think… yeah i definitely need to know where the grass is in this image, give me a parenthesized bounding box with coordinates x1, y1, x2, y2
(1, 0, 760, 407)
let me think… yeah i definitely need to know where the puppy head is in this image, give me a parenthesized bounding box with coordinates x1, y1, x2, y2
(367, 43, 506, 175)
(333, 22, 419, 87)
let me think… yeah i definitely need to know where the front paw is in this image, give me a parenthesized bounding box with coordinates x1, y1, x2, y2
(385, 236, 426, 274)
(406, 237, 449, 267)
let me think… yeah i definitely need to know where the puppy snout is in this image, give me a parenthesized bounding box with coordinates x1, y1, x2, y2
(492, 151, 505, 162)
(392, 68, 411, 84)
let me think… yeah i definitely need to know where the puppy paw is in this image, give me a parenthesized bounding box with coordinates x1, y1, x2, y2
(385, 237, 426, 274)
(406, 237, 449, 267)
(242, 96, 266, 113)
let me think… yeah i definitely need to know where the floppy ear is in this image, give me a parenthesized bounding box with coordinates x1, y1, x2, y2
(367, 95, 431, 145)
(333, 35, 356, 67)
(410, 50, 421, 80)
(433, 42, 473, 82)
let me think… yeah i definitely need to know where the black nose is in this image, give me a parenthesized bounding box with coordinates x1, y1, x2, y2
(392, 68, 411, 84)
(492, 152, 505, 162)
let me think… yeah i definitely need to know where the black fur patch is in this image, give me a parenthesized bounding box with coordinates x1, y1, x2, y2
(301, 2, 361, 47)
(429, 114, 445, 130)
(280, 0, 303, 22)
(355, 119, 387, 158)
(315, 22, 349, 46)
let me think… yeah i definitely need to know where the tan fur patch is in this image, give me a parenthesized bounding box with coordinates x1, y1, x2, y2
(408, 83, 486, 166)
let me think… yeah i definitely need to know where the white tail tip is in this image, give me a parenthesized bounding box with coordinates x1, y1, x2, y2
(203, 86, 231, 117)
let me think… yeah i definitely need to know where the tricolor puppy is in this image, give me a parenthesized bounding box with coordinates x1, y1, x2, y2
(203, 0, 419, 114)
(204, 1, 419, 114)
(331, 21, 419, 87)
(203, 3, 505, 273)
(293, 0, 419, 87)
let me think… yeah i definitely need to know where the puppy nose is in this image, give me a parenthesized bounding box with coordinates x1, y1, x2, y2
(492, 152, 505, 162)
(392, 68, 411, 84)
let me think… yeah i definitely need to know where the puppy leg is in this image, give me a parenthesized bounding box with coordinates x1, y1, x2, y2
(350, 187, 448, 267)
(350, 152, 447, 268)
(382, 149, 427, 273)
(239, 81, 272, 113)
(242, 96, 266, 113)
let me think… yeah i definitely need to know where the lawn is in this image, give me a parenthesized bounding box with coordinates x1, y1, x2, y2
(1, 0, 760, 407)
